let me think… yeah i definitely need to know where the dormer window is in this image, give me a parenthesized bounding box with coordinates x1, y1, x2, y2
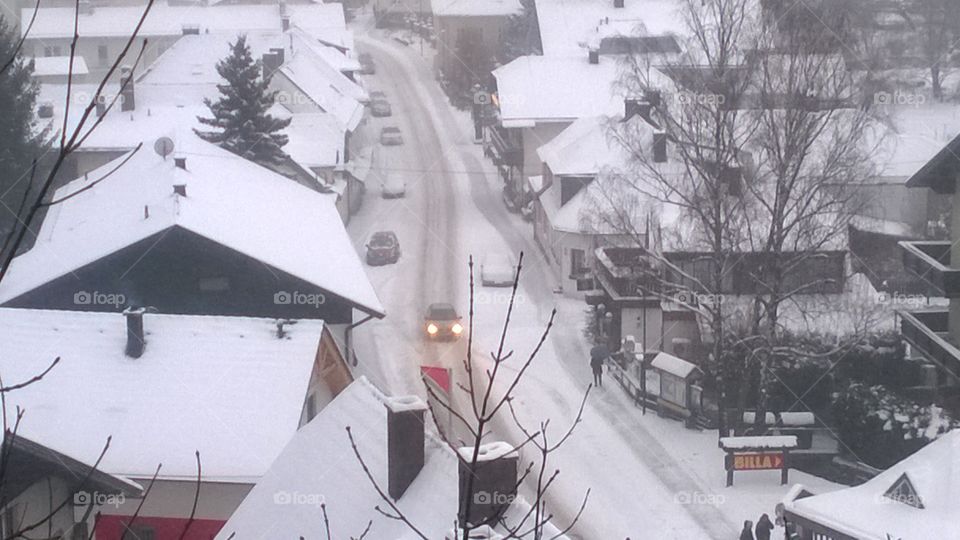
(883, 473, 924, 509)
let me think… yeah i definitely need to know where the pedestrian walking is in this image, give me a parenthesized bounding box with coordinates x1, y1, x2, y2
(756, 513, 774, 540)
(590, 354, 604, 386)
(589, 344, 609, 387)
(739, 520, 755, 540)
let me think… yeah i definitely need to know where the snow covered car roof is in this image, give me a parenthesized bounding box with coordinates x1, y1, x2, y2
(0, 308, 325, 481)
(0, 134, 384, 317)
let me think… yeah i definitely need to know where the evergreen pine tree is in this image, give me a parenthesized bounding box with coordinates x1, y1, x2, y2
(0, 15, 48, 238)
(196, 35, 291, 165)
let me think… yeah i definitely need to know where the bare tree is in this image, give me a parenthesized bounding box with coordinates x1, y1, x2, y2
(906, 0, 960, 100)
(607, 0, 764, 438)
(348, 253, 590, 539)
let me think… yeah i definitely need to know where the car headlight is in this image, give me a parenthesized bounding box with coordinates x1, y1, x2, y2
(427, 323, 439, 335)
(451, 323, 463, 335)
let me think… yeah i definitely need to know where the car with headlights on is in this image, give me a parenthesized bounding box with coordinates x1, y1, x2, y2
(424, 303, 463, 340)
(381, 173, 406, 198)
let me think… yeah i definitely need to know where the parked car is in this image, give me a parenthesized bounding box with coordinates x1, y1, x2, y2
(381, 174, 406, 198)
(369, 90, 387, 101)
(380, 126, 404, 146)
(365, 231, 401, 265)
(424, 303, 463, 340)
(370, 99, 392, 117)
(480, 253, 516, 287)
(359, 53, 375, 74)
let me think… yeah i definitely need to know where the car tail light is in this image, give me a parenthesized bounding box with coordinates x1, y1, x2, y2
(427, 323, 439, 335)
(451, 323, 463, 335)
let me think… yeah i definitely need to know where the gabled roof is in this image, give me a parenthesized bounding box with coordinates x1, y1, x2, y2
(535, 0, 685, 57)
(785, 430, 960, 540)
(218, 378, 573, 540)
(22, 1, 350, 46)
(0, 308, 326, 481)
(493, 56, 624, 125)
(1, 432, 142, 503)
(431, 0, 523, 17)
(0, 133, 384, 316)
(217, 378, 460, 538)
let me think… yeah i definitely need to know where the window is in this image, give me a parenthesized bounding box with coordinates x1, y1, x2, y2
(98, 45, 108, 66)
(43, 46, 62, 57)
(570, 249, 587, 277)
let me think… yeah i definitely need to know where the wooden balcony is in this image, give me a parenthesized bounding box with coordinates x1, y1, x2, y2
(899, 309, 960, 376)
(899, 240, 960, 298)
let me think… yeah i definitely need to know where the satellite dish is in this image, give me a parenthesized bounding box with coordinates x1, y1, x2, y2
(154, 137, 175, 159)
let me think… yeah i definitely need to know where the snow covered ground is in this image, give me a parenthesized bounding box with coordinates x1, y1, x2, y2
(343, 18, 845, 539)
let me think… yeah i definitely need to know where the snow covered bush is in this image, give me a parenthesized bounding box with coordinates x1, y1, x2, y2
(832, 382, 957, 468)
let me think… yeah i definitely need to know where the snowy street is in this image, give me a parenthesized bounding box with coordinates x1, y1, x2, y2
(344, 32, 822, 540)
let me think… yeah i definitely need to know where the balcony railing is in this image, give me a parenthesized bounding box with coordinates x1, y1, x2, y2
(899, 240, 960, 298)
(899, 309, 960, 375)
(488, 126, 522, 168)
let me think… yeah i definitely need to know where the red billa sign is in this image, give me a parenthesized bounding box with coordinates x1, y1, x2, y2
(732, 452, 784, 471)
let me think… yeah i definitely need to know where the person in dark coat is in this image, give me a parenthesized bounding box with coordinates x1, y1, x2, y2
(756, 513, 774, 540)
(590, 354, 604, 386)
(739, 520, 755, 540)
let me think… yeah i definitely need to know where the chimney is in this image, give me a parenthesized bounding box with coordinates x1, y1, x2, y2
(262, 52, 282, 79)
(120, 65, 135, 112)
(588, 47, 600, 64)
(181, 24, 200, 35)
(270, 47, 285, 65)
(124, 307, 146, 358)
(614, 0, 624, 7)
(653, 130, 667, 163)
(174, 157, 187, 170)
(458, 442, 519, 527)
(173, 184, 187, 196)
(282, 15, 291, 32)
(644, 89, 662, 108)
(38, 102, 54, 118)
(385, 396, 427, 500)
(95, 95, 106, 117)
(624, 98, 651, 122)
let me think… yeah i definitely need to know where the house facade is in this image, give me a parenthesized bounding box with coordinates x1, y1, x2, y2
(0, 307, 351, 540)
(432, 0, 522, 77)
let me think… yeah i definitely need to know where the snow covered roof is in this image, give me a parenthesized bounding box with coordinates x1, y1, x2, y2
(275, 108, 347, 170)
(650, 351, 699, 379)
(278, 42, 367, 131)
(431, 0, 523, 17)
(21, 1, 350, 47)
(784, 430, 960, 540)
(537, 115, 632, 175)
(535, 0, 685, 57)
(31, 56, 88, 77)
(719, 436, 798, 450)
(0, 133, 384, 316)
(0, 308, 324, 481)
(216, 377, 460, 539)
(870, 103, 960, 180)
(492, 55, 624, 124)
